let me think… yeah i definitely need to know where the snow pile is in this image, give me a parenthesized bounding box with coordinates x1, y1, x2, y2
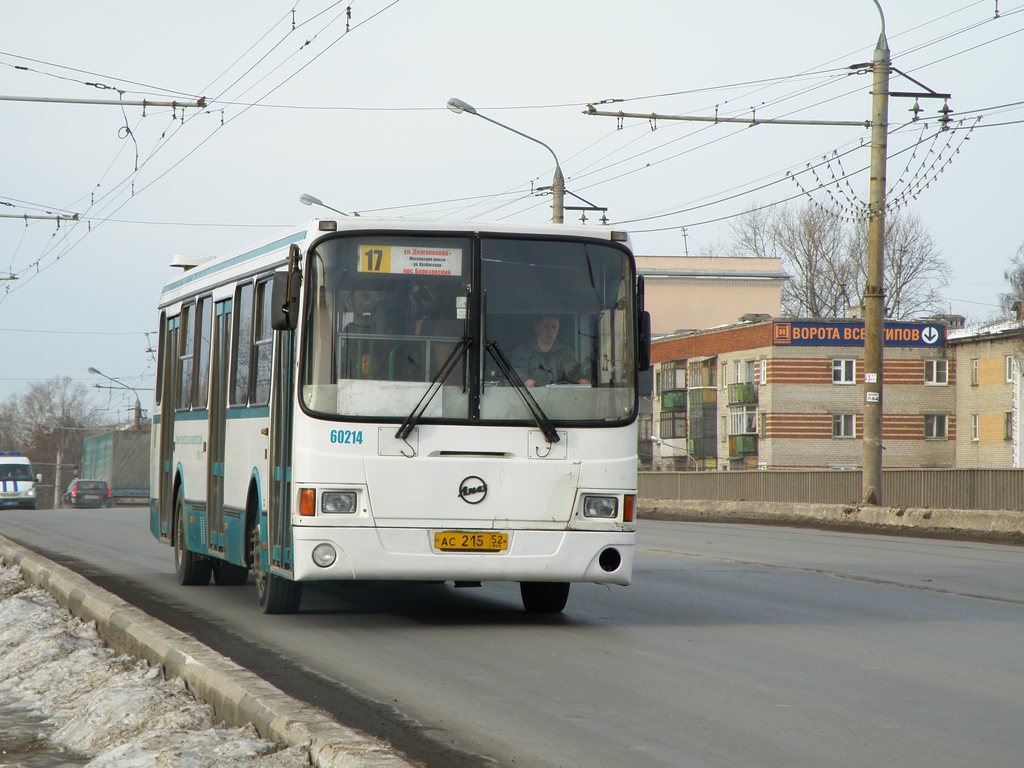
(0, 564, 310, 767)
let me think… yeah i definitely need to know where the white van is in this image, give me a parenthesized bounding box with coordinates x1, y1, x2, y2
(0, 452, 41, 510)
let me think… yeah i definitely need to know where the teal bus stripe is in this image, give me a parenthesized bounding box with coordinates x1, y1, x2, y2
(174, 409, 210, 422)
(226, 406, 270, 420)
(161, 230, 305, 296)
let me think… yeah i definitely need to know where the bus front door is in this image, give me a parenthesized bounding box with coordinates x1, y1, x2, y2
(267, 328, 295, 574)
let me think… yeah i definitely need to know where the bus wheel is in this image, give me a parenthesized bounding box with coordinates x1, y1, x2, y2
(520, 582, 570, 613)
(174, 498, 211, 586)
(212, 560, 249, 586)
(251, 522, 302, 614)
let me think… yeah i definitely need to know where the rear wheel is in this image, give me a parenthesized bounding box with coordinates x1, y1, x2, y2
(174, 496, 211, 586)
(251, 519, 302, 613)
(520, 582, 570, 613)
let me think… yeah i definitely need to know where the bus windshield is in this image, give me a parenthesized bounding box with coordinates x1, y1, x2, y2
(300, 233, 636, 425)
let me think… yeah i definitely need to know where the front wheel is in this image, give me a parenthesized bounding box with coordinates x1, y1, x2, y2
(174, 497, 211, 586)
(520, 582, 570, 613)
(251, 521, 302, 614)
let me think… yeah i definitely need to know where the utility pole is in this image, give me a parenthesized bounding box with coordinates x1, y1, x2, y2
(862, 3, 890, 506)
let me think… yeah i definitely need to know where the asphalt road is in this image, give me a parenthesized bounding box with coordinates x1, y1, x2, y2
(2, 507, 1023, 768)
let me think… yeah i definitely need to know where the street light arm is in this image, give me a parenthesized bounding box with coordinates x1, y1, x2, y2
(88, 367, 144, 430)
(447, 96, 565, 223)
(471, 111, 563, 173)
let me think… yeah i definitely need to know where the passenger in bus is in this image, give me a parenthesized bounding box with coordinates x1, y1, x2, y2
(511, 314, 589, 387)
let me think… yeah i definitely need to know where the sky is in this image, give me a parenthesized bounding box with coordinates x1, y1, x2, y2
(1, 0, 1022, 413)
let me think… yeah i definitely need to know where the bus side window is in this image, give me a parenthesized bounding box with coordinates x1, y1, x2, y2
(195, 296, 213, 409)
(252, 278, 273, 405)
(232, 281, 254, 406)
(177, 302, 195, 411)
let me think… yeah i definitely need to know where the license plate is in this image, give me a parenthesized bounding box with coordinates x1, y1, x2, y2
(434, 531, 508, 552)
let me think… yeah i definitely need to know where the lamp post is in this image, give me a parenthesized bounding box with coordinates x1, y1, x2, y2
(299, 193, 349, 217)
(88, 367, 143, 430)
(446, 97, 565, 224)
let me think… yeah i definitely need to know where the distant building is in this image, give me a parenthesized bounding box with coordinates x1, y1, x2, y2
(649, 317, 956, 471)
(947, 320, 1024, 468)
(637, 256, 786, 335)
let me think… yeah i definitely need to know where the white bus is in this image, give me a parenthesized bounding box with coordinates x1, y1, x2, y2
(151, 218, 651, 613)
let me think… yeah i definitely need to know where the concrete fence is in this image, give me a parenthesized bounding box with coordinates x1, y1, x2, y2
(639, 469, 1024, 512)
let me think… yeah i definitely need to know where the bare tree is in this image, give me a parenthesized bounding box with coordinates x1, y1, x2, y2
(848, 212, 950, 319)
(775, 204, 853, 317)
(999, 242, 1024, 318)
(727, 204, 779, 260)
(0, 376, 102, 506)
(727, 205, 948, 320)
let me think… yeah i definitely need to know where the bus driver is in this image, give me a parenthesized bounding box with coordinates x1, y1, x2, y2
(511, 314, 589, 387)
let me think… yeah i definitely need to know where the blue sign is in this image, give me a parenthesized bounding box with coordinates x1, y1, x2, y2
(772, 321, 944, 348)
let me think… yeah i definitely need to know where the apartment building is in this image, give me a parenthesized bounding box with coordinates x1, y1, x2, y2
(948, 320, 1024, 468)
(650, 317, 955, 470)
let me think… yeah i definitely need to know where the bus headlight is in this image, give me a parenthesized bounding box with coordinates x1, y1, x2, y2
(322, 491, 357, 514)
(312, 543, 337, 568)
(582, 495, 618, 519)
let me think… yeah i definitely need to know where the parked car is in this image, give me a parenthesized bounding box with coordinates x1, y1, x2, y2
(61, 479, 113, 509)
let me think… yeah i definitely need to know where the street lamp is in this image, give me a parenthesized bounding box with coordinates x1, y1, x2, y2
(299, 193, 349, 216)
(88, 367, 143, 430)
(446, 97, 565, 224)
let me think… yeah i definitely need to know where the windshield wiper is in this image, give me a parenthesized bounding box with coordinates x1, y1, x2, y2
(485, 340, 560, 444)
(395, 338, 469, 442)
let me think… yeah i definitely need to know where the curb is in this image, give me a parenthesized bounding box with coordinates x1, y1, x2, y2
(0, 534, 417, 768)
(640, 499, 1024, 540)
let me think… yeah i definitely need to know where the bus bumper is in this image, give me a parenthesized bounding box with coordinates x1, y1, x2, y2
(290, 528, 634, 585)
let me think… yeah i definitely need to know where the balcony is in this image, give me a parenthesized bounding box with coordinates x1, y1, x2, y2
(661, 390, 687, 411)
(687, 436, 717, 459)
(728, 434, 757, 457)
(728, 382, 758, 405)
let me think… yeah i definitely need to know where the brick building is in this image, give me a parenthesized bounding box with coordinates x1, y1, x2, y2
(948, 320, 1024, 468)
(649, 317, 956, 470)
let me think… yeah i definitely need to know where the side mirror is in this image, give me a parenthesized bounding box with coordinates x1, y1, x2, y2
(271, 243, 302, 331)
(36, 473, 43, 483)
(636, 275, 651, 372)
(638, 310, 652, 372)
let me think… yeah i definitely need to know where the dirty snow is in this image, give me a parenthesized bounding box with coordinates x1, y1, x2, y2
(0, 564, 310, 768)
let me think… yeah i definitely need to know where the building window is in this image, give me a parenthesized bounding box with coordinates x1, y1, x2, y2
(721, 362, 728, 390)
(971, 358, 979, 386)
(1006, 412, 1013, 441)
(924, 359, 948, 385)
(743, 359, 756, 384)
(729, 405, 758, 435)
(832, 358, 856, 384)
(832, 413, 856, 439)
(759, 358, 767, 385)
(659, 411, 687, 439)
(924, 414, 948, 440)
(971, 414, 979, 442)
(1007, 355, 1015, 383)
(660, 362, 686, 390)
